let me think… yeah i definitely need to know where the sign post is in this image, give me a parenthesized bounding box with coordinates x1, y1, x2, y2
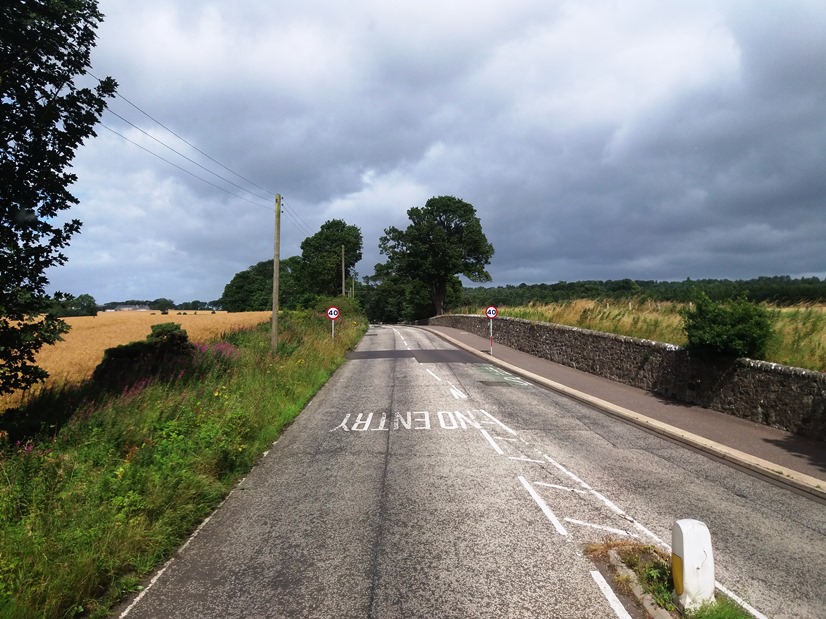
(485, 305, 498, 355)
(327, 306, 340, 339)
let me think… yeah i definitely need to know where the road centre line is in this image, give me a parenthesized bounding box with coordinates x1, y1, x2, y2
(590, 571, 634, 619)
(519, 476, 568, 536)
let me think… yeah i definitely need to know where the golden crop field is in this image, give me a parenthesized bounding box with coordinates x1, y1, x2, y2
(1, 310, 272, 409)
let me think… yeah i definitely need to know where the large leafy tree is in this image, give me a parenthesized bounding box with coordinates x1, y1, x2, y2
(220, 256, 307, 312)
(299, 219, 363, 297)
(379, 196, 494, 316)
(1, 0, 116, 395)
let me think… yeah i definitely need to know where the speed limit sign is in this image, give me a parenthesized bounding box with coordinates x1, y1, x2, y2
(326, 306, 340, 320)
(485, 306, 498, 319)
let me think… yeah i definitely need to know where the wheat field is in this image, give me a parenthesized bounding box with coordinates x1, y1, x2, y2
(1, 311, 272, 409)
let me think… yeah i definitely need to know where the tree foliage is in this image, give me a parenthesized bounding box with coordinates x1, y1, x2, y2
(682, 293, 774, 361)
(0, 0, 116, 395)
(461, 276, 826, 308)
(379, 196, 494, 316)
(299, 219, 363, 297)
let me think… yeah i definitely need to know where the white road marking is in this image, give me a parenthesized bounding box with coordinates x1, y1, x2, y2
(534, 482, 588, 495)
(426, 369, 442, 381)
(543, 454, 668, 548)
(519, 476, 568, 536)
(715, 582, 769, 619)
(479, 428, 505, 454)
(476, 409, 517, 435)
(449, 384, 468, 400)
(590, 570, 634, 619)
(509, 456, 544, 463)
(564, 518, 636, 538)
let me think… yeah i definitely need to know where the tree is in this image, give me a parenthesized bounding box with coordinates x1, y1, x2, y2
(150, 298, 176, 312)
(682, 292, 774, 360)
(1, 1, 116, 395)
(51, 292, 97, 316)
(299, 219, 363, 297)
(379, 196, 494, 316)
(220, 260, 274, 312)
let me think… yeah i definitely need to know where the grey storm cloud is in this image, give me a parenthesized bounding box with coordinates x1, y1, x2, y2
(43, 0, 826, 303)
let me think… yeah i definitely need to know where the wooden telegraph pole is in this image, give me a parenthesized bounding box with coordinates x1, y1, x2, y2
(271, 193, 281, 352)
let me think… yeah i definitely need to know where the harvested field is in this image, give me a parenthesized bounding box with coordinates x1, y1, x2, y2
(1, 311, 272, 409)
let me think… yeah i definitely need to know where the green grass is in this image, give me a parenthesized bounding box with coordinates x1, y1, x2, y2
(0, 304, 367, 618)
(687, 597, 753, 619)
(587, 540, 754, 619)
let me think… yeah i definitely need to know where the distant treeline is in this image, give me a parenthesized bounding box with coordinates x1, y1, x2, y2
(461, 276, 826, 307)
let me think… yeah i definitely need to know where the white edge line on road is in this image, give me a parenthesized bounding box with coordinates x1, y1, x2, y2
(426, 368, 442, 381)
(479, 428, 504, 454)
(715, 581, 769, 619)
(518, 475, 568, 536)
(590, 570, 634, 619)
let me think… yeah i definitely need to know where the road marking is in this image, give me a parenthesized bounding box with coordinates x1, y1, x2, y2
(543, 453, 668, 547)
(480, 428, 505, 454)
(534, 482, 588, 495)
(519, 476, 567, 536)
(564, 518, 636, 538)
(476, 409, 517, 435)
(426, 369, 442, 381)
(509, 456, 544, 463)
(330, 414, 351, 432)
(449, 383, 468, 400)
(590, 570, 633, 619)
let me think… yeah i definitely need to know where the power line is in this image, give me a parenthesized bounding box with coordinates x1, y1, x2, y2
(100, 123, 274, 212)
(90, 71, 321, 237)
(106, 108, 273, 203)
(89, 71, 277, 199)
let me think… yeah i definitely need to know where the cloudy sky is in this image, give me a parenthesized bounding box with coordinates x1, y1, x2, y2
(49, 0, 826, 304)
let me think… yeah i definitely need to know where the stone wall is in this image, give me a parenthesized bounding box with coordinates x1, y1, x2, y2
(427, 314, 826, 439)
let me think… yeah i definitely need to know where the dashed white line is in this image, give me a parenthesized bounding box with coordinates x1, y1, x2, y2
(518, 476, 568, 536)
(509, 456, 544, 463)
(426, 369, 442, 381)
(590, 570, 634, 619)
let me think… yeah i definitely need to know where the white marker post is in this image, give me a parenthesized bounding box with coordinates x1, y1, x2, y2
(672, 519, 715, 612)
(485, 305, 498, 355)
(327, 306, 340, 339)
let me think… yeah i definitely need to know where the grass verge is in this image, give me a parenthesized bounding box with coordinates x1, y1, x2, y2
(0, 303, 367, 618)
(585, 540, 753, 619)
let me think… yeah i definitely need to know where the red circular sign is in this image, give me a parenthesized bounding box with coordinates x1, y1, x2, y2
(327, 306, 340, 320)
(485, 306, 498, 319)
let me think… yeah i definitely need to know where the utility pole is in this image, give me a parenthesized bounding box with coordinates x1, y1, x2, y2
(341, 244, 345, 296)
(271, 193, 281, 352)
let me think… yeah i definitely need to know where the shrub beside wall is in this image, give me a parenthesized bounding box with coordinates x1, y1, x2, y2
(428, 314, 826, 440)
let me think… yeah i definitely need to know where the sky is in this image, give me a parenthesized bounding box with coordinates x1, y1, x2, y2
(47, 0, 826, 304)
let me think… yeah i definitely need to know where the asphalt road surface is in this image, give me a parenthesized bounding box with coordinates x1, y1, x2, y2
(117, 325, 826, 618)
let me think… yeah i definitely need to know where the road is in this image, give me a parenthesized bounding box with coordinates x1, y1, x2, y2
(117, 325, 826, 618)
